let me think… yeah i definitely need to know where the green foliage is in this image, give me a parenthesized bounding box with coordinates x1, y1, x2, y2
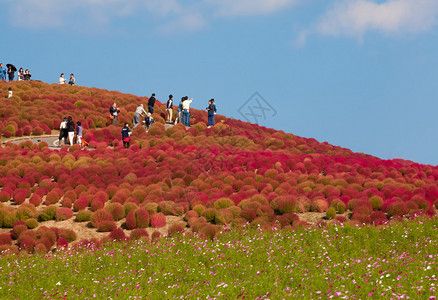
(38, 205, 57, 221)
(369, 196, 384, 210)
(76, 210, 92, 222)
(326, 207, 336, 220)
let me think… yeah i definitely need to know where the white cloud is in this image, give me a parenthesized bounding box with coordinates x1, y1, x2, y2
(205, 0, 299, 16)
(6, 0, 185, 30)
(158, 12, 208, 34)
(315, 0, 438, 38)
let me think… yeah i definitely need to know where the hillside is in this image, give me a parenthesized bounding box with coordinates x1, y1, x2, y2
(0, 80, 438, 253)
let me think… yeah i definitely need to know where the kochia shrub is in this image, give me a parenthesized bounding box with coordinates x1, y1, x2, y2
(76, 209, 92, 222)
(277, 196, 297, 214)
(109, 228, 128, 241)
(97, 221, 117, 232)
(168, 223, 185, 236)
(326, 207, 336, 220)
(106, 203, 125, 221)
(130, 228, 149, 241)
(214, 198, 234, 210)
(329, 199, 346, 214)
(90, 209, 114, 228)
(150, 212, 166, 228)
(0, 233, 12, 246)
(73, 196, 90, 211)
(59, 229, 77, 242)
(369, 195, 384, 210)
(38, 205, 57, 221)
(13, 191, 26, 205)
(55, 207, 74, 221)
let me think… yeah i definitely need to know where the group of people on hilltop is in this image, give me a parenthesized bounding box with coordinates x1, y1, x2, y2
(59, 73, 75, 85)
(58, 116, 83, 147)
(109, 93, 217, 149)
(0, 63, 31, 81)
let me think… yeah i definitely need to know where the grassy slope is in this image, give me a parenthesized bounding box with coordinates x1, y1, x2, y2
(1, 218, 438, 299)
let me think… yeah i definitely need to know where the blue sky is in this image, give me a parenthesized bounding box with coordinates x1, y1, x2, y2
(1, 0, 438, 165)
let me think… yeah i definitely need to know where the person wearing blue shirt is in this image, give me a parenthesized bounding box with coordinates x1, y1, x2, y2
(206, 98, 217, 128)
(0, 64, 6, 81)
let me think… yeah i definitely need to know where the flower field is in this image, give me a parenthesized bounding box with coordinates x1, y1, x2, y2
(1, 80, 438, 253)
(1, 219, 438, 299)
(1, 80, 438, 297)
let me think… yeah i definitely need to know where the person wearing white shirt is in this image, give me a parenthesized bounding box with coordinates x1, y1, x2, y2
(133, 104, 148, 128)
(59, 73, 66, 84)
(182, 96, 193, 126)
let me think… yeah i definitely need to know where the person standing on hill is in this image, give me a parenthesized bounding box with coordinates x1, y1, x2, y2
(17, 68, 24, 81)
(182, 96, 193, 126)
(175, 97, 183, 125)
(133, 103, 147, 129)
(66, 116, 75, 146)
(7, 65, 15, 81)
(68, 74, 75, 85)
(58, 117, 67, 146)
(24, 69, 31, 81)
(148, 93, 156, 115)
(0, 64, 6, 81)
(206, 98, 217, 128)
(76, 121, 83, 146)
(121, 123, 131, 148)
(166, 94, 173, 124)
(59, 73, 66, 84)
(109, 102, 120, 126)
(7, 87, 13, 98)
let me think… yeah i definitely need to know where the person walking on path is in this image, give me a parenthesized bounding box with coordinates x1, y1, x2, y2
(148, 93, 156, 115)
(58, 117, 67, 146)
(7, 65, 15, 81)
(76, 121, 83, 146)
(206, 98, 217, 128)
(133, 103, 148, 128)
(166, 94, 173, 123)
(66, 116, 75, 146)
(0, 64, 6, 81)
(24, 69, 31, 81)
(59, 73, 66, 84)
(121, 123, 131, 148)
(68, 74, 75, 85)
(109, 102, 120, 126)
(182, 96, 193, 126)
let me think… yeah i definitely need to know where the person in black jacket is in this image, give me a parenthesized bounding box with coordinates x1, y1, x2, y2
(121, 123, 131, 148)
(66, 116, 75, 145)
(166, 94, 173, 123)
(148, 93, 156, 115)
(206, 98, 217, 128)
(109, 102, 120, 126)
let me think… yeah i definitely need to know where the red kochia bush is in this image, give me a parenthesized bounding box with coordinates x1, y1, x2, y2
(13, 191, 26, 205)
(57, 237, 69, 248)
(19, 237, 36, 253)
(11, 224, 28, 239)
(0, 233, 12, 246)
(130, 228, 149, 241)
(55, 207, 74, 221)
(150, 212, 166, 228)
(90, 209, 114, 228)
(109, 228, 128, 241)
(73, 196, 89, 211)
(168, 223, 185, 236)
(29, 194, 42, 206)
(0, 191, 10, 202)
